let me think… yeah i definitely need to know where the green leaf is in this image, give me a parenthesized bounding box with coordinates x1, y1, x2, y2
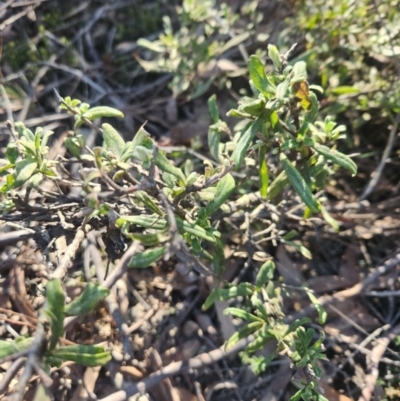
(134, 191, 164, 216)
(249, 351, 278, 374)
(14, 158, 37, 188)
(225, 321, 263, 350)
(128, 246, 166, 268)
(204, 173, 235, 216)
(0, 163, 14, 174)
(18, 139, 37, 156)
(65, 137, 84, 159)
(298, 93, 319, 136)
(320, 205, 339, 232)
(34, 131, 41, 150)
(290, 61, 308, 84)
(6, 143, 19, 164)
(202, 286, 220, 311)
(248, 55, 275, 96)
(83, 106, 124, 120)
(116, 214, 167, 230)
(137, 38, 165, 52)
(120, 127, 151, 162)
(305, 290, 327, 324)
(224, 308, 264, 322)
(64, 283, 110, 317)
(313, 143, 357, 176)
(176, 218, 217, 242)
(27, 173, 43, 188)
(268, 169, 288, 199)
(329, 86, 359, 95)
(15, 122, 35, 141)
(41, 130, 54, 147)
(232, 117, 263, 165)
(50, 344, 111, 367)
(276, 79, 290, 100)
(238, 97, 265, 115)
(282, 230, 297, 240)
(218, 283, 255, 300)
(259, 145, 269, 198)
(102, 123, 125, 159)
(219, 31, 250, 54)
(208, 95, 219, 124)
(279, 153, 320, 213)
(255, 260, 275, 287)
(0, 337, 34, 359)
(245, 330, 273, 352)
(208, 127, 221, 162)
(46, 279, 65, 350)
(122, 229, 168, 246)
(281, 240, 312, 259)
(289, 389, 305, 401)
(268, 44, 282, 71)
(155, 152, 186, 182)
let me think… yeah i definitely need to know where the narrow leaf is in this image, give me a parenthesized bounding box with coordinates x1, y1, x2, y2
(46, 279, 65, 350)
(0, 338, 34, 359)
(116, 214, 167, 230)
(225, 321, 263, 350)
(268, 170, 288, 199)
(176, 218, 216, 242)
(313, 143, 357, 176)
(155, 152, 186, 182)
(64, 283, 110, 317)
(207, 95, 219, 123)
(83, 106, 124, 120)
(259, 145, 269, 197)
(51, 344, 111, 367)
(280, 153, 320, 213)
(224, 308, 264, 322)
(281, 240, 312, 259)
(208, 128, 221, 162)
(202, 287, 220, 311)
(128, 246, 166, 268)
(204, 173, 235, 216)
(305, 290, 327, 324)
(268, 44, 282, 70)
(255, 260, 275, 287)
(232, 117, 263, 165)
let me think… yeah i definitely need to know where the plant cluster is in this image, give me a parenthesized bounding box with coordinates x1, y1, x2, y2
(0, 279, 111, 370)
(0, 44, 358, 400)
(280, 0, 400, 130)
(136, 0, 262, 98)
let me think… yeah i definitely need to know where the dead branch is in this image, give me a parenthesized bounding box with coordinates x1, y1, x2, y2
(97, 335, 255, 401)
(358, 324, 400, 401)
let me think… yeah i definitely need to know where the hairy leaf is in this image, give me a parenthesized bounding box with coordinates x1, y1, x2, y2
(102, 123, 125, 159)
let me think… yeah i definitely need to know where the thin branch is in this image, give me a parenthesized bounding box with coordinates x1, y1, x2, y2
(173, 163, 235, 206)
(360, 111, 400, 200)
(0, 357, 26, 394)
(52, 225, 86, 280)
(358, 324, 400, 401)
(97, 335, 254, 401)
(286, 251, 400, 322)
